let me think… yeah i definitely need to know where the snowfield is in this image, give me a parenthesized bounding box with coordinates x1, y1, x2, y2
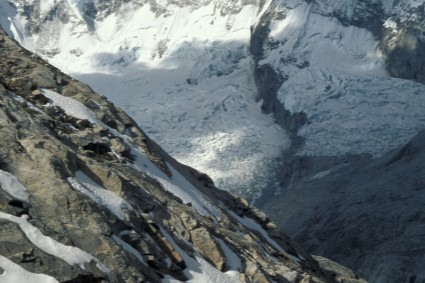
(159, 226, 241, 283)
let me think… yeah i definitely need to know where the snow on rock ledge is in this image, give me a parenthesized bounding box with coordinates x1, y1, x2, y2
(0, 212, 110, 274)
(0, 255, 59, 283)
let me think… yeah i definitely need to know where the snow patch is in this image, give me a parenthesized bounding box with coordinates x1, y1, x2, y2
(383, 18, 398, 32)
(112, 235, 147, 265)
(9, 92, 44, 113)
(229, 211, 302, 265)
(0, 212, 109, 273)
(42, 89, 99, 124)
(128, 142, 222, 218)
(216, 238, 242, 271)
(159, 226, 241, 283)
(0, 255, 58, 283)
(68, 171, 133, 221)
(0, 170, 30, 202)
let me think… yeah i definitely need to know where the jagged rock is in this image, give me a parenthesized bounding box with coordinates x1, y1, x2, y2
(86, 99, 102, 110)
(30, 67, 57, 88)
(93, 124, 109, 137)
(190, 226, 225, 270)
(9, 77, 37, 92)
(69, 131, 110, 153)
(75, 119, 91, 129)
(110, 138, 131, 157)
(314, 256, 366, 283)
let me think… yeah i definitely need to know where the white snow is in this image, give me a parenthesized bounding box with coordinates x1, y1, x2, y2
(0, 170, 30, 202)
(68, 170, 133, 221)
(228, 211, 302, 264)
(165, 163, 222, 217)
(383, 18, 398, 32)
(38, 0, 56, 14)
(42, 89, 99, 124)
(0, 255, 59, 283)
(310, 163, 349, 180)
(112, 234, 147, 265)
(0, 211, 109, 273)
(215, 238, 242, 271)
(159, 226, 241, 283)
(128, 141, 222, 218)
(9, 92, 44, 113)
(33, 88, 219, 219)
(228, 211, 281, 252)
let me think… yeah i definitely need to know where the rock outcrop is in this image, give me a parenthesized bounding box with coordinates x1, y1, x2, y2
(0, 28, 364, 282)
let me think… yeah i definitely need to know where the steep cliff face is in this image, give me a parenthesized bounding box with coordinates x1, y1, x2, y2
(0, 28, 366, 282)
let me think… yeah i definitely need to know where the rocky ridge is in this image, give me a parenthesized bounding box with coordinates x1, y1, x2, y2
(0, 28, 364, 282)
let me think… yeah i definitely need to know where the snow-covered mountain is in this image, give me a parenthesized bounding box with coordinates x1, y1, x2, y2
(1, 0, 425, 282)
(253, 0, 425, 158)
(0, 27, 364, 282)
(0, 0, 290, 199)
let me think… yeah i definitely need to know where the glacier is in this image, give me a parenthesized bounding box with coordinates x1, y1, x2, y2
(261, 1, 425, 157)
(0, 0, 289, 198)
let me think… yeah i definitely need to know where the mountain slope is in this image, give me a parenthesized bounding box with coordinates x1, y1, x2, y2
(263, 130, 425, 283)
(0, 0, 289, 199)
(0, 27, 365, 282)
(2, 0, 425, 282)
